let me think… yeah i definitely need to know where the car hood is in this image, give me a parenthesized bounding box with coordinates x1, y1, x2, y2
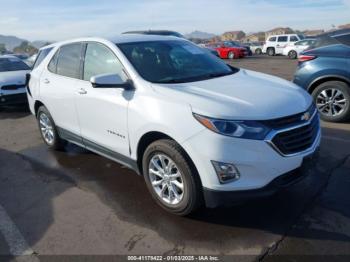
(152, 69, 312, 120)
(0, 70, 30, 87)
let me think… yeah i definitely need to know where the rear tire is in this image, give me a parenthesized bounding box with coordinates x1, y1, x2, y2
(267, 47, 275, 56)
(288, 50, 297, 59)
(311, 81, 350, 122)
(142, 139, 203, 216)
(255, 48, 262, 55)
(37, 106, 67, 150)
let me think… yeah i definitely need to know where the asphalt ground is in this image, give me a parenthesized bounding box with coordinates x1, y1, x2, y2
(0, 55, 349, 262)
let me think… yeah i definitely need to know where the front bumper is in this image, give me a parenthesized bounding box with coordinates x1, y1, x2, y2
(0, 93, 28, 106)
(203, 150, 318, 207)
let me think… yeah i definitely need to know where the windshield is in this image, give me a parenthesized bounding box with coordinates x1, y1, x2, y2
(224, 41, 240, 47)
(0, 57, 30, 72)
(117, 40, 237, 83)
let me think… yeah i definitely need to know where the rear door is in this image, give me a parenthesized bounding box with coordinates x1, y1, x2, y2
(75, 42, 131, 157)
(39, 43, 83, 138)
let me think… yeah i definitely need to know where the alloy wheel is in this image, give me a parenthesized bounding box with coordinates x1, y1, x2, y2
(39, 113, 55, 145)
(148, 154, 184, 205)
(228, 52, 235, 59)
(316, 88, 347, 117)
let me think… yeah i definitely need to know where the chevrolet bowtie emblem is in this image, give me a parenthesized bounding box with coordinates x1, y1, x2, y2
(301, 112, 311, 121)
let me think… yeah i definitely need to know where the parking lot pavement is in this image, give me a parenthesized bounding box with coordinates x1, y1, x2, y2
(227, 55, 298, 80)
(0, 56, 349, 261)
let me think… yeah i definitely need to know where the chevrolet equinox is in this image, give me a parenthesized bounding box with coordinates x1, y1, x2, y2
(27, 35, 321, 215)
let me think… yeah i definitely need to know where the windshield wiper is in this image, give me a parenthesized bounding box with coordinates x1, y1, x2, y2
(156, 71, 234, 84)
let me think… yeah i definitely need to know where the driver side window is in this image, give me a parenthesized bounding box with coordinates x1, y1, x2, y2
(83, 42, 127, 81)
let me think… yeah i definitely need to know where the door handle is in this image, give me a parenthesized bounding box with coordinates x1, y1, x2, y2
(43, 79, 50, 84)
(78, 88, 87, 95)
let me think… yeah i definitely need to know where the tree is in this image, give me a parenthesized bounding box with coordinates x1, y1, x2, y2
(13, 41, 38, 56)
(0, 43, 7, 55)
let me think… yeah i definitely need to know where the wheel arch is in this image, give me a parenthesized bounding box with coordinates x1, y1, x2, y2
(34, 100, 45, 116)
(307, 75, 350, 94)
(136, 131, 202, 186)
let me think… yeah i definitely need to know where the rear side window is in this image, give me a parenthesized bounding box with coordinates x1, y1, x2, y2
(278, 36, 288, 42)
(269, 37, 276, 42)
(335, 34, 350, 46)
(83, 42, 127, 81)
(33, 48, 53, 69)
(48, 50, 59, 73)
(55, 43, 83, 79)
(290, 36, 298, 42)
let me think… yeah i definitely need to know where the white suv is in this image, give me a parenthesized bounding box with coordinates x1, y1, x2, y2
(27, 35, 321, 215)
(263, 34, 304, 56)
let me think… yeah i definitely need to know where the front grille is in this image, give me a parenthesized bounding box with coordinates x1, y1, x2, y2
(1, 84, 26, 90)
(263, 103, 316, 129)
(271, 112, 319, 155)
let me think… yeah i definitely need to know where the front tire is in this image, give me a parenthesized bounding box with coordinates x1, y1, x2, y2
(37, 106, 67, 150)
(142, 139, 203, 216)
(312, 81, 350, 122)
(227, 51, 235, 59)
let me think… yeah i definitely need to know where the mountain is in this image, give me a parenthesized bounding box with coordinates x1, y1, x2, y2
(0, 35, 28, 51)
(185, 30, 216, 39)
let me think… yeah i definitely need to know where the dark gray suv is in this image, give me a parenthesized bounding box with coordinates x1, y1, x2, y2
(293, 30, 350, 122)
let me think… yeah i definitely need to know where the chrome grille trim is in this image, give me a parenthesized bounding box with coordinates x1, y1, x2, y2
(265, 108, 321, 157)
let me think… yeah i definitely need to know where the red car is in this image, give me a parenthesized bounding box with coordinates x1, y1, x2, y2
(208, 42, 247, 59)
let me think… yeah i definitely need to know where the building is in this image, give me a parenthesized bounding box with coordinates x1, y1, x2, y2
(220, 31, 246, 41)
(243, 32, 266, 43)
(338, 23, 350, 29)
(303, 29, 324, 37)
(265, 27, 294, 38)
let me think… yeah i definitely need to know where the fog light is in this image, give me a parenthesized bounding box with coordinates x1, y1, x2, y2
(211, 161, 240, 184)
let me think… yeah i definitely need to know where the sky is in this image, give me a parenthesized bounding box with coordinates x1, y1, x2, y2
(1, 0, 350, 41)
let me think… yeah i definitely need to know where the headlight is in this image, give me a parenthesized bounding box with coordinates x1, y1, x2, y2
(193, 113, 271, 140)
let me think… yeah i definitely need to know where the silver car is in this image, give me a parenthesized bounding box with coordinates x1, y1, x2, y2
(0, 55, 31, 107)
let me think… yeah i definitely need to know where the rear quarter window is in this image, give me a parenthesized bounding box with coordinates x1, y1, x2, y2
(33, 48, 53, 69)
(290, 36, 298, 42)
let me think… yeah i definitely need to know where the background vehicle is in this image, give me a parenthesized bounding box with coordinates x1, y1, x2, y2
(294, 32, 350, 122)
(12, 53, 29, 60)
(26, 53, 38, 67)
(0, 55, 31, 108)
(283, 39, 316, 59)
(263, 34, 304, 56)
(123, 30, 185, 38)
(28, 36, 319, 216)
(226, 41, 252, 56)
(244, 42, 263, 55)
(208, 42, 246, 59)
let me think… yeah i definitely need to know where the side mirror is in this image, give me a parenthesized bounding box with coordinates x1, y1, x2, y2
(90, 73, 133, 90)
